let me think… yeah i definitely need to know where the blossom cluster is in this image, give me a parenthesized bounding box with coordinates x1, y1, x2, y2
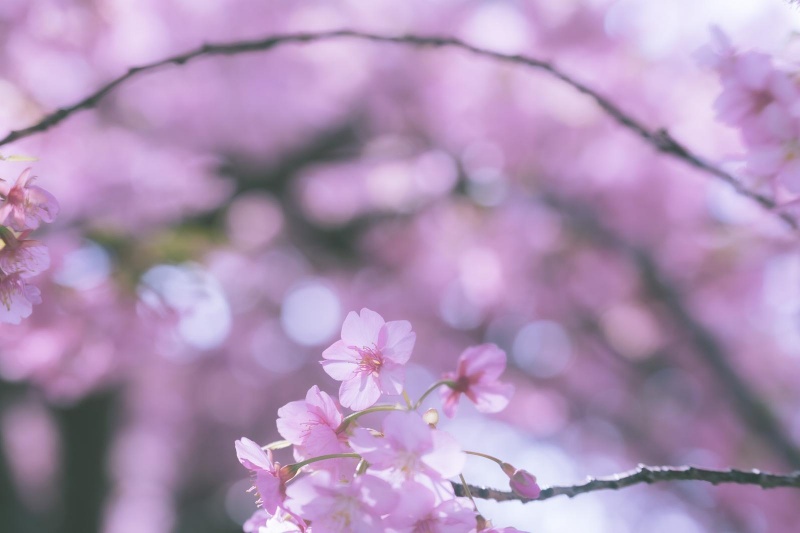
(704, 29, 800, 200)
(236, 308, 537, 533)
(0, 167, 58, 324)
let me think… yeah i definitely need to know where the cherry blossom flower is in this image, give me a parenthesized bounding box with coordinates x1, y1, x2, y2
(277, 385, 344, 453)
(277, 385, 355, 480)
(349, 411, 465, 485)
(321, 308, 416, 410)
(236, 437, 294, 513)
(440, 344, 514, 418)
(0, 168, 59, 232)
(0, 231, 50, 278)
(385, 482, 476, 532)
(0, 272, 42, 324)
(501, 463, 540, 499)
(285, 471, 397, 532)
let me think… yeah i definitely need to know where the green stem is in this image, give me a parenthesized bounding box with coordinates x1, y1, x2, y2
(290, 453, 361, 471)
(336, 404, 402, 433)
(413, 380, 456, 410)
(402, 391, 413, 409)
(459, 473, 478, 511)
(465, 450, 504, 467)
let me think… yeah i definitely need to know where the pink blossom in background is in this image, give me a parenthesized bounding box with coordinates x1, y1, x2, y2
(321, 308, 416, 410)
(0, 168, 59, 232)
(440, 344, 514, 418)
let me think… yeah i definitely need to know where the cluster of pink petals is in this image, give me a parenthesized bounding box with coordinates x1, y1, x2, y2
(285, 471, 397, 532)
(0, 168, 58, 324)
(349, 411, 465, 485)
(704, 29, 800, 194)
(440, 344, 515, 418)
(235, 309, 534, 532)
(276, 386, 355, 480)
(321, 308, 416, 410)
(0, 168, 59, 232)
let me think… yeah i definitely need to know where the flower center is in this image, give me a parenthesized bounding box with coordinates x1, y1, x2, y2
(354, 344, 384, 374)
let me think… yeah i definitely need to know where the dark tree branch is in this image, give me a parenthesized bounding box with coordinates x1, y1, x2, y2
(453, 464, 800, 504)
(542, 193, 800, 469)
(0, 30, 794, 229)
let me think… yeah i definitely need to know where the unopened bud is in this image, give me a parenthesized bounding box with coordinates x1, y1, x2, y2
(423, 408, 439, 427)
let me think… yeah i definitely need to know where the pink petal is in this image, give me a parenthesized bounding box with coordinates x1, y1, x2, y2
(339, 373, 381, 410)
(341, 308, 385, 347)
(377, 362, 405, 396)
(468, 381, 515, 414)
(423, 430, 465, 479)
(382, 320, 416, 363)
(235, 437, 273, 471)
(459, 344, 507, 382)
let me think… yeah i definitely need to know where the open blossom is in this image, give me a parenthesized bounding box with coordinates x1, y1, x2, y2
(0, 272, 42, 324)
(0, 231, 50, 278)
(349, 411, 465, 485)
(0, 168, 59, 232)
(285, 472, 396, 533)
(236, 437, 294, 513)
(277, 385, 344, 454)
(277, 386, 355, 480)
(440, 344, 514, 418)
(321, 308, 416, 410)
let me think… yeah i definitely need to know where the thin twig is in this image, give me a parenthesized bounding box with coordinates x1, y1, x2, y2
(0, 30, 794, 229)
(453, 464, 800, 503)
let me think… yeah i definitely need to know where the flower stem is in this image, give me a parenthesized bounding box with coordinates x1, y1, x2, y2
(336, 404, 403, 433)
(460, 473, 478, 511)
(465, 450, 505, 467)
(290, 453, 361, 472)
(402, 390, 413, 409)
(413, 380, 456, 410)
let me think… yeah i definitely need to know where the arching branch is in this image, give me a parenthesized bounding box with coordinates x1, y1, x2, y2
(0, 30, 794, 229)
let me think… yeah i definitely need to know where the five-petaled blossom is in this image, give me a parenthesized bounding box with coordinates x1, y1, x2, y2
(0, 168, 59, 232)
(440, 344, 515, 418)
(277, 385, 355, 481)
(236, 437, 295, 514)
(321, 308, 416, 410)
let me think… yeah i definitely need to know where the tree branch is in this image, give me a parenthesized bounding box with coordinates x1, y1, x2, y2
(542, 192, 800, 469)
(453, 464, 800, 503)
(0, 30, 794, 229)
